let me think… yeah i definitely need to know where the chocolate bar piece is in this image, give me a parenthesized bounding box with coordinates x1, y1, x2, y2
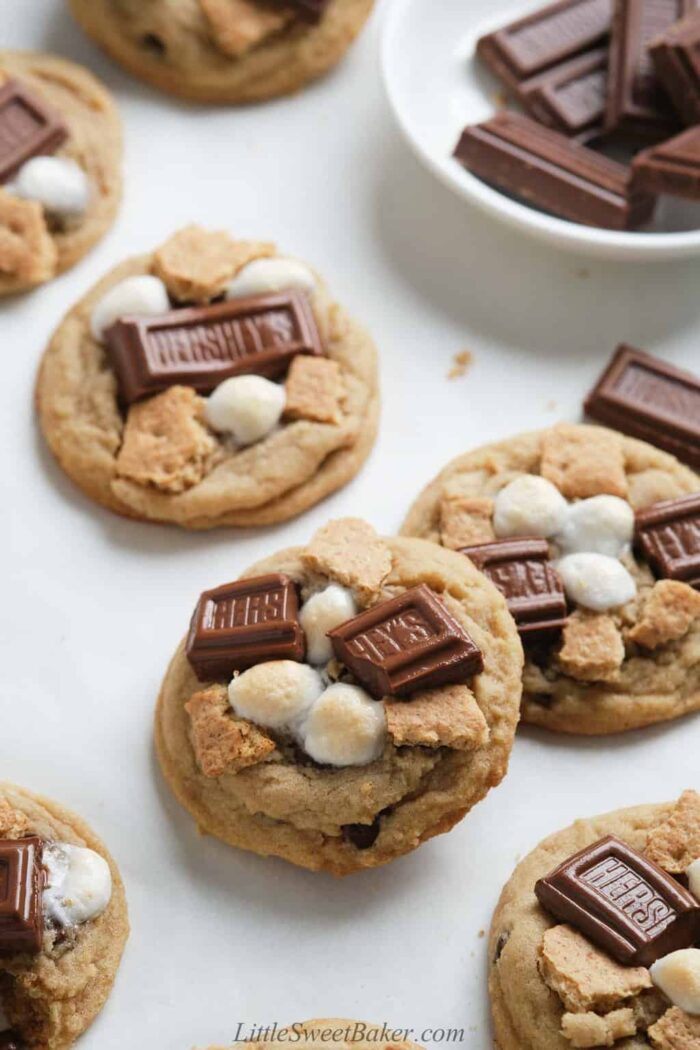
(632, 124, 700, 198)
(635, 493, 700, 588)
(521, 48, 609, 137)
(605, 0, 694, 141)
(105, 290, 323, 405)
(462, 539, 568, 642)
(0, 78, 67, 184)
(0, 837, 44, 955)
(650, 9, 700, 123)
(585, 345, 700, 469)
(328, 585, 484, 701)
(186, 574, 305, 681)
(477, 0, 612, 91)
(453, 112, 656, 229)
(536, 835, 700, 965)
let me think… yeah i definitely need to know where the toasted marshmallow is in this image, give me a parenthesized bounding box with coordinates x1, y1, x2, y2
(651, 949, 700, 1015)
(43, 843, 112, 927)
(10, 156, 89, 217)
(558, 552, 637, 611)
(228, 661, 323, 730)
(205, 375, 285, 445)
(688, 858, 700, 901)
(90, 275, 170, 341)
(299, 683, 386, 767)
(557, 496, 634, 558)
(225, 257, 316, 300)
(494, 475, 568, 539)
(300, 585, 357, 665)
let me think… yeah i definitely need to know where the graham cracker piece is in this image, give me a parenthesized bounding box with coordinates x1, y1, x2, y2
(302, 518, 392, 602)
(385, 685, 489, 750)
(561, 1008, 636, 1048)
(439, 494, 495, 550)
(0, 799, 30, 839)
(539, 925, 652, 1014)
(540, 424, 628, 499)
(185, 684, 275, 777)
(557, 611, 624, 683)
(645, 790, 700, 874)
(200, 0, 293, 58)
(628, 581, 700, 650)
(0, 189, 56, 286)
(284, 356, 345, 424)
(152, 225, 274, 302)
(649, 1007, 700, 1050)
(116, 386, 220, 494)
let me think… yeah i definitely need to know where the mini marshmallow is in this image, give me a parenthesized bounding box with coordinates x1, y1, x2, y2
(90, 275, 170, 341)
(651, 949, 700, 1015)
(558, 552, 637, 611)
(205, 375, 285, 446)
(10, 156, 89, 217)
(299, 683, 386, 767)
(42, 843, 112, 927)
(494, 475, 568, 539)
(557, 496, 635, 558)
(228, 660, 323, 730)
(225, 257, 316, 300)
(689, 858, 700, 901)
(300, 585, 357, 665)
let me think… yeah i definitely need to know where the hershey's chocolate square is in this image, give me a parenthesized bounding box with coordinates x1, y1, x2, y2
(535, 834, 700, 966)
(328, 584, 484, 700)
(104, 290, 323, 404)
(0, 78, 68, 183)
(635, 493, 700, 588)
(461, 539, 568, 642)
(186, 573, 305, 681)
(0, 837, 44, 955)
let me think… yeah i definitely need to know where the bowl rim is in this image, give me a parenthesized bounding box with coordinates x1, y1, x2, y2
(380, 0, 700, 261)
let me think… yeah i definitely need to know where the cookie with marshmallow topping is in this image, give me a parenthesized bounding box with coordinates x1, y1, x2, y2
(38, 226, 379, 528)
(156, 518, 522, 874)
(0, 781, 128, 1049)
(402, 423, 700, 735)
(0, 51, 122, 296)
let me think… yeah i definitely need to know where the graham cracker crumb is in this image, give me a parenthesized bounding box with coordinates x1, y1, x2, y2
(0, 188, 56, 286)
(200, 0, 292, 58)
(649, 1007, 700, 1050)
(153, 225, 274, 302)
(440, 495, 495, 550)
(116, 386, 220, 494)
(540, 424, 628, 499)
(557, 611, 624, 683)
(385, 685, 489, 750)
(561, 1008, 636, 1048)
(284, 355, 345, 424)
(447, 350, 473, 380)
(645, 790, 700, 874)
(185, 684, 276, 777)
(302, 518, 392, 602)
(539, 925, 652, 1014)
(0, 799, 30, 839)
(628, 581, 700, 650)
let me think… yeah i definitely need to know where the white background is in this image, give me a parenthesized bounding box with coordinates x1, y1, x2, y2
(1, 2, 699, 1048)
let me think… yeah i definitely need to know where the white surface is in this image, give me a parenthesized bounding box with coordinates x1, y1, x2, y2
(1, 2, 699, 1048)
(382, 0, 700, 260)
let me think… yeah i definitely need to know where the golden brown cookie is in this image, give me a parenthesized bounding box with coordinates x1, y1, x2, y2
(66, 0, 374, 104)
(489, 793, 700, 1050)
(402, 425, 700, 735)
(0, 782, 129, 1050)
(200, 1019, 424, 1050)
(36, 227, 379, 529)
(155, 520, 523, 874)
(0, 51, 122, 296)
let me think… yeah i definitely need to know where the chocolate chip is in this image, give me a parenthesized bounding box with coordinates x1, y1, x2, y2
(342, 818, 381, 850)
(493, 931, 510, 962)
(141, 33, 166, 56)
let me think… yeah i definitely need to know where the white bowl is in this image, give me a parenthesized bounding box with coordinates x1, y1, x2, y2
(381, 0, 700, 261)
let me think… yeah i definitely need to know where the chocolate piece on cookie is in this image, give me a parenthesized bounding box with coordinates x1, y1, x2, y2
(0, 837, 44, 954)
(0, 78, 67, 183)
(635, 493, 700, 587)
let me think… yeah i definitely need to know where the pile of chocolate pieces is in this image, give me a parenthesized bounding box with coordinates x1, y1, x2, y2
(454, 0, 700, 231)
